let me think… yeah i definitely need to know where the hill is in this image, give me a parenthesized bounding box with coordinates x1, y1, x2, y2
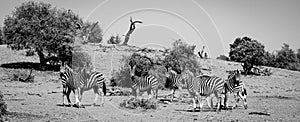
(0, 44, 300, 121)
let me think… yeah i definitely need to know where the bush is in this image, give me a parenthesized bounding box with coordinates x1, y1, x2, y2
(0, 27, 4, 45)
(25, 49, 35, 56)
(107, 35, 122, 44)
(111, 55, 132, 88)
(216, 55, 230, 61)
(79, 21, 103, 44)
(120, 98, 158, 110)
(70, 49, 93, 72)
(0, 91, 7, 119)
(129, 53, 154, 76)
(163, 39, 201, 75)
(11, 69, 34, 83)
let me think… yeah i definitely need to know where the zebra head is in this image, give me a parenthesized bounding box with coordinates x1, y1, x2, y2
(226, 69, 242, 85)
(60, 63, 73, 73)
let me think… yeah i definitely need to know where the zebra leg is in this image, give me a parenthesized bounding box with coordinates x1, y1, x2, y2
(238, 91, 247, 109)
(233, 92, 240, 109)
(147, 90, 152, 100)
(62, 86, 66, 106)
(198, 96, 204, 112)
(223, 92, 229, 110)
(75, 89, 80, 107)
(215, 92, 221, 112)
(192, 96, 197, 112)
(92, 86, 100, 106)
(66, 87, 72, 106)
(206, 96, 213, 111)
(155, 88, 158, 99)
(76, 88, 84, 108)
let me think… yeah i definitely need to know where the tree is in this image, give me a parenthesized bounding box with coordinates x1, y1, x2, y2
(79, 21, 102, 44)
(297, 49, 300, 61)
(229, 36, 266, 74)
(122, 17, 142, 45)
(262, 51, 276, 67)
(0, 27, 3, 45)
(275, 43, 298, 69)
(107, 34, 122, 44)
(129, 53, 154, 77)
(3, 1, 82, 67)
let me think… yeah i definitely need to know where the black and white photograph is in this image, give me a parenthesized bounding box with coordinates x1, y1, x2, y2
(0, 0, 300, 121)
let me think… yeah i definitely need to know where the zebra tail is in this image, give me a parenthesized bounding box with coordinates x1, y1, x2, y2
(103, 82, 107, 96)
(244, 88, 247, 96)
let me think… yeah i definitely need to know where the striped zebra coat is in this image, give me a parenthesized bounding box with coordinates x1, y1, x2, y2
(60, 64, 106, 107)
(166, 69, 226, 111)
(187, 75, 226, 111)
(224, 70, 247, 109)
(130, 65, 159, 99)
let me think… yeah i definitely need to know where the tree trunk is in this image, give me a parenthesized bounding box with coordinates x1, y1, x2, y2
(36, 49, 46, 69)
(122, 17, 142, 45)
(122, 32, 132, 45)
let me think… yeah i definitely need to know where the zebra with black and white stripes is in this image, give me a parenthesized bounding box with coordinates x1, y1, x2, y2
(167, 68, 226, 112)
(60, 64, 107, 107)
(60, 64, 85, 106)
(129, 65, 159, 99)
(224, 70, 247, 109)
(164, 69, 182, 101)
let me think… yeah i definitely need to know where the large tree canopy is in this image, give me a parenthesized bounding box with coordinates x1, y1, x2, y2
(3, 1, 83, 66)
(229, 36, 266, 74)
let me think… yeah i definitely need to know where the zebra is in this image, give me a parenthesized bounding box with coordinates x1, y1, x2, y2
(60, 64, 107, 107)
(224, 70, 247, 109)
(129, 65, 159, 100)
(59, 64, 82, 106)
(171, 69, 226, 112)
(164, 68, 193, 101)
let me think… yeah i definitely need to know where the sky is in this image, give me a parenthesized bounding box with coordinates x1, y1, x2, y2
(0, 0, 299, 58)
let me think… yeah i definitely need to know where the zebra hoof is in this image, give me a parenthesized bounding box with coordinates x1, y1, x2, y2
(244, 105, 248, 109)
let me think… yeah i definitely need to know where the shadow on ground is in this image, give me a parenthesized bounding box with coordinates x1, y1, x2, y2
(0, 62, 60, 71)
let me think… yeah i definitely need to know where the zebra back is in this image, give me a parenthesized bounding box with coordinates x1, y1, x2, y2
(187, 75, 225, 96)
(60, 64, 89, 89)
(132, 74, 158, 91)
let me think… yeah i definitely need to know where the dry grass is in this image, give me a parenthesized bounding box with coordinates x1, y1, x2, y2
(1, 44, 300, 121)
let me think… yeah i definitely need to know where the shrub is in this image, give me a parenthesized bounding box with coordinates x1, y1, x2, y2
(120, 98, 158, 110)
(70, 49, 93, 72)
(216, 55, 230, 61)
(163, 39, 201, 75)
(107, 35, 122, 44)
(25, 49, 35, 56)
(79, 21, 103, 44)
(0, 91, 7, 118)
(111, 55, 132, 88)
(0, 27, 3, 45)
(11, 69, 34, 83)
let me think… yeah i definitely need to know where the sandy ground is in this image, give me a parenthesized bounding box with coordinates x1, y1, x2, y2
(1, 44, 300, 122)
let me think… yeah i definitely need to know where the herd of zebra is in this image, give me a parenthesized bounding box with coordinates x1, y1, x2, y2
(59, 62, 247, 112)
